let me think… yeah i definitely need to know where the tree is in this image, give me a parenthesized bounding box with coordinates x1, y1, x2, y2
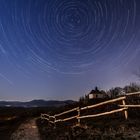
(124, 83, 140, 93)
(109, 87, 123, 98)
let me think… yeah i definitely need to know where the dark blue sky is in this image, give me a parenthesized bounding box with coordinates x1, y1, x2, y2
(0, 0, 140, 101)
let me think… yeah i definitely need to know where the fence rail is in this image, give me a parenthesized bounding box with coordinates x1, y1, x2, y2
(54, 107, 79, 117)
(78, 107, 127, 119)
(80, 96, 126, 110)
(41, 91, 140, 126)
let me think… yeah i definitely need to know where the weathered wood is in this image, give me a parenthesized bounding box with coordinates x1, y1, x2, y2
(119, 105, 140, 107)
(81, 96, 126, 110)
(78, 108, 127, 119)
(49, 116, 55, 119)
(54, 107, 79, 117)
(55, 119, 62, 123)
(77, 107, 80, 126)
(43, 118, 49, 121)
(54, 116, 56, 125)
(63, 115, 78, 121)
(126, 91, 140, 96)
(55, 115, 78, 122)
(41, 114, 49, 117)
(122, 99, 128, 120)
(49, 121, 55, 124)
(41, 114, 50, 121)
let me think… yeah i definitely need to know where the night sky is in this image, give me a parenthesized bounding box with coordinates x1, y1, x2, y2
(0, 0, 140, 101)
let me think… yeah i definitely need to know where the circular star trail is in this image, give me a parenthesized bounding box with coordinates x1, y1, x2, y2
(0, 0, 139, 74)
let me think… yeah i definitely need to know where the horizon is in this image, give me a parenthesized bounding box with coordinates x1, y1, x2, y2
(0, 98, 76, 102)
(0, 0, 140, 101)
(1, 81, 140, 102)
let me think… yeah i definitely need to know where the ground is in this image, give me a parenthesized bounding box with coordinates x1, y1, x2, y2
(11, 118, 41, 140)
(36, 118, 140, 140)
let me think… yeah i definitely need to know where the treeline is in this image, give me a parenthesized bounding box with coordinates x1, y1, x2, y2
(79, 83, 140, 104)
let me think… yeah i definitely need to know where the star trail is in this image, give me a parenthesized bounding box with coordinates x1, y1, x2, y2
(0, 0, 140, 101)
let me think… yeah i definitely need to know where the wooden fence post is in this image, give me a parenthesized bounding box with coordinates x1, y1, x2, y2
(77, 107, 80, 126)
(48, 115, 50, 124)
(122, 99, 128, 120)
(54, 116, 56, 126)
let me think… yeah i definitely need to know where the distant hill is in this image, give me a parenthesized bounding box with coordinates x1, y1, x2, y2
(0, 100, 76, 107)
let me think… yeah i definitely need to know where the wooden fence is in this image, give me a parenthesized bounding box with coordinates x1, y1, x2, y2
(41, 91, 140, 126)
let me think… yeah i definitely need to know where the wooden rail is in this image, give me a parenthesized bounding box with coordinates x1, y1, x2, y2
(54, 107, 79, 117)
(41, 92, 140, 126)
(119, 105, 140, 107)
(125, 91, 140, 96)
(55, 115, 78, 122)
(80, 96, 126, 110)
(78, 107, 127, 119)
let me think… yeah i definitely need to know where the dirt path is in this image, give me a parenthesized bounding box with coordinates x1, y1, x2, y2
(10, 118, 41, 140)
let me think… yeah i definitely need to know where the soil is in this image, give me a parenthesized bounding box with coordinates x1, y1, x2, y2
(10, 118, 41, 140)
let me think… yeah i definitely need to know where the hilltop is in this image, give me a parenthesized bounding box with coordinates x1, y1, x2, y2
(0, 100, 76, 107)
